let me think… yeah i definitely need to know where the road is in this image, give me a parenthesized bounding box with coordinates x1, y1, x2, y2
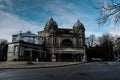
(0, 62, 120, 80)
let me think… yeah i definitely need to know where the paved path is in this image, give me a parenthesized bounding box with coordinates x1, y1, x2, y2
(0, 61, 83, 69)
(0, 62, 120, 80)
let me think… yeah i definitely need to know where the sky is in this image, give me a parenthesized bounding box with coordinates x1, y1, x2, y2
(0, 0, 120, 42)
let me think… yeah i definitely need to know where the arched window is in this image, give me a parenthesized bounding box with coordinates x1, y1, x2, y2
(61, 39, 73, 48)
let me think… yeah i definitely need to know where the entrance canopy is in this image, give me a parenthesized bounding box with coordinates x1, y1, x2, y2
(51, 48, 85, 54)
(25, 49, 46, 53)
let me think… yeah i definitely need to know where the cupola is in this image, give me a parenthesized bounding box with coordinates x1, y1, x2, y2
(73, 19, 85, 31)
(44, 17, 58, 30)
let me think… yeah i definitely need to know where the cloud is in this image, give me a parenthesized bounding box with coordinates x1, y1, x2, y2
(42, 0, 104, 37)
(0, 4, 6, 9)
(85, 31, 102, 37)
(0, 0, 13, 10)
(0, 11, 41, 42)
(44, 0, 79, 15)
(1, 0, 117, 42)
(108, 24, 120, 36)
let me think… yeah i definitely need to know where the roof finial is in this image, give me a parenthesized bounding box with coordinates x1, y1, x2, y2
(77, 19, 80, 22)
(50, 16, 53, 21)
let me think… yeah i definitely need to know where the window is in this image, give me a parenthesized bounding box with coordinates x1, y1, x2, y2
(8, 44, 14, 56)
(14, 46, 18, 56)
(54, 37, 57, 45)
(61, 39, 73, 48)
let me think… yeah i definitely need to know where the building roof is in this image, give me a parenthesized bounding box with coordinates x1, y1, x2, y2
(12, 31, 38, 37)
(73, 19, 85, 30)
(56, 28, 73, 34)
(12, 31, 43, 45)
(45, 17, 58, 29)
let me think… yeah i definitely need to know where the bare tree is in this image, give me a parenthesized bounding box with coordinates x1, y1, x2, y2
(86, 34, 97, 48)
(0, 39, 8, 61)
(96, 0, 120, 25)
(0, 39, 8, 46)
(98, 33, 115, 60)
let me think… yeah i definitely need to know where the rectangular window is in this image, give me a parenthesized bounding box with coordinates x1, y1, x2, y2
(54, 37, 57, 45)
(19, 47, 24, 56)
(14, 46, 18, 56)
(48, 37, 50, 43)
(8, 44, 14, 56)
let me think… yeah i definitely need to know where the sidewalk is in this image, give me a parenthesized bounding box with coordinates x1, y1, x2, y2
(0, 61, 84, 69)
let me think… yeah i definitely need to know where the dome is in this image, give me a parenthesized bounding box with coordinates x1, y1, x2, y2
(73, 19, 85, 30)
(45, 17, 58, 29)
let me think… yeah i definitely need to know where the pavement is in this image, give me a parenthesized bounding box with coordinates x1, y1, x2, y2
(0, 61, 84, 69)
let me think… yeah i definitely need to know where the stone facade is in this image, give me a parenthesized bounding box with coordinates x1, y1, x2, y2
(38, 17, 86, 61)
(7, 17, 86, 62)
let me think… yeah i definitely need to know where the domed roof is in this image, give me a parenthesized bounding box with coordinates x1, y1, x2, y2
(45, 17, 58, 29)
(73, 19, 85, 30)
